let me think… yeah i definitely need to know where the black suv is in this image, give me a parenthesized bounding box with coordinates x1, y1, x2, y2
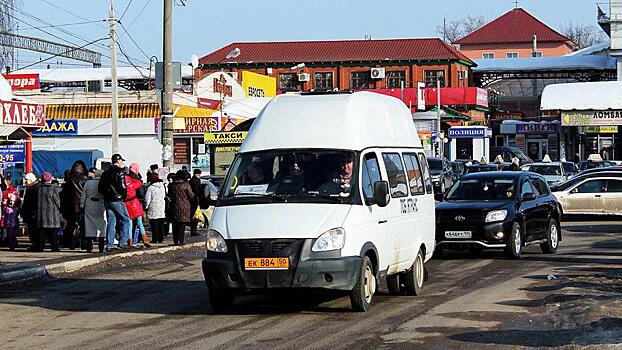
(427, 157, 453, 193)
(435, 171, 561, 259)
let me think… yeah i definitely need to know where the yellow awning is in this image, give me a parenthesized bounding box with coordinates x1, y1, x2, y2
(172, 104, 215, 117)
(47, 103, 160, 119)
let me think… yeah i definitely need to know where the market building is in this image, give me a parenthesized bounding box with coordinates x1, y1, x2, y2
(453, 8, 577, 60)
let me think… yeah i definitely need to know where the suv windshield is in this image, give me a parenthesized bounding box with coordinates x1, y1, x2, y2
(465, 165, 498, 174)
(562, 163, 576, 174)
(446, 178, 517, 200)
(220, 150, 359, 205)
(530, 165, 562, 176)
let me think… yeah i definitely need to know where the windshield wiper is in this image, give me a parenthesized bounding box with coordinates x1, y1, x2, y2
(300, 192, 344, 202)
(224, 192, 287, 202)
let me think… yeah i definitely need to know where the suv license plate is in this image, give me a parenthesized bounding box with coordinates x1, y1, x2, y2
(244, 257, 289, 270)
(445, 231, 472, 239)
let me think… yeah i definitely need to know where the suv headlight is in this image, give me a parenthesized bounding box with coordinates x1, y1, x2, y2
(206, 229, 227, 253)
(312, 228, 345, 252)
(485, 210, 508, 223)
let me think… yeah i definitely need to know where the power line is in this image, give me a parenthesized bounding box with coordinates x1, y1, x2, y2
(118, 21, 150, 61)
(116, 40, 150, 79)
(125, 0, 153, 32)
(38, 0, 108, 30)
(120, 0, 134, 21)
(19, 19, 108, 31)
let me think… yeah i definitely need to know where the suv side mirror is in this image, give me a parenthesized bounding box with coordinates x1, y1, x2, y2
(522, 192, 537, 201)
(434, 193, 444, 202)
(373, 181, 390, 207)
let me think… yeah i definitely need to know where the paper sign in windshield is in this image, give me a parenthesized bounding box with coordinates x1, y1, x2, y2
(235, 184, 269, 195)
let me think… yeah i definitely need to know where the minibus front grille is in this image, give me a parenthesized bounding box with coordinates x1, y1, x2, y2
(236, 239, 300, 255)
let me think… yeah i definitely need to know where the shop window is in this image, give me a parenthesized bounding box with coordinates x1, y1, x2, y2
(506, 52, 519, 58)
(386, 70, 407, 88)
(382, 153, 408, 198)
(403, 153, 425, 195)
(482, 53, 495, 59)
(279, 73, 298, 91)
(191, 137, 210, 170)
(314, 72, 333, 91)
(350, 71, 372, 89)
(424, 70, 445, 88)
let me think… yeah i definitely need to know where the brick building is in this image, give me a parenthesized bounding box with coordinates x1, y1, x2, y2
(196, 38, 475, 92)
(453, 8, 577, 60)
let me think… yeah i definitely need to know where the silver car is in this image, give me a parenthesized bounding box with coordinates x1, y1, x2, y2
(527, 162, 568, 187)
(552, 176, 622, 215)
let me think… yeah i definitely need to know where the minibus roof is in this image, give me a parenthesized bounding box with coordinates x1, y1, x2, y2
(240, 92, 422, 153)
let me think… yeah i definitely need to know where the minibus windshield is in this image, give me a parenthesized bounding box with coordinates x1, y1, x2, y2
(219, 150, 359, 205)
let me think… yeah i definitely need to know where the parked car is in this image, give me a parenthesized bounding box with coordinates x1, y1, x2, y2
(465, 164, 499, 174)
(552, 174, 622, 216)
(490, 146, 533, 165)
(577, 166, 622, 176)
(435, 171, 561, 259)
(527, 162, 569, 186)
(578, 160, 616, 172)
(451, 161, 467, 182)
(428, 157, 453, 193)
(562, 161, 579, 178)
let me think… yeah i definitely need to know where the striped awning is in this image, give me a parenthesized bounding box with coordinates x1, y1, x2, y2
(46, 103, 160, 119)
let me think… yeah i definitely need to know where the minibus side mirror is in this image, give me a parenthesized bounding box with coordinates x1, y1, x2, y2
(373, 181, 390, 207)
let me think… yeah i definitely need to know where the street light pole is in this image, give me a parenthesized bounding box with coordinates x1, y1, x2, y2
(436, 79, 441, 157)
(161, 0, 173, 168)
(109, 0, 119, 154)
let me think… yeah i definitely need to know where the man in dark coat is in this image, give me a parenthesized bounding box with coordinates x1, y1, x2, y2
(99, 154, 131, 250)
(36, 172, 62, 251)
(188, 169, 203, 236)
(21, 173, 41, 251)
(167, 170, 195, 246)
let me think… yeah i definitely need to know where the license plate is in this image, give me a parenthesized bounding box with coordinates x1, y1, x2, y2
(445, 231, 472, 239)
(244, 257, 289, 270)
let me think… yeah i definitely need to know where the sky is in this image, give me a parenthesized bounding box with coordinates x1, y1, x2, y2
(9, 0, 606, 70)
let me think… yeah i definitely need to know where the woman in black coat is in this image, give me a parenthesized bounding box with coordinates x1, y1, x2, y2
(167, 170, 195, 246)
(62, 160, 88, 249)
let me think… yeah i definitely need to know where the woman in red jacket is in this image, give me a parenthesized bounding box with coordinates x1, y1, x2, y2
(125, 163, 150, 248)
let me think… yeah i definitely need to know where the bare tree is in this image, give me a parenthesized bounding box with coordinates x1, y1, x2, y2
(436, 15, 487, 43)
(560, 22, 606, 49)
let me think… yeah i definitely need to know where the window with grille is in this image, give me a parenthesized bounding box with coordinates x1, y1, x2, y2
(386, 70, 406, 88)
(350, 71, 372, 89)
(482, 53, 495, 59)
(424, 70, 446, 88)
(314, 72, 333, 90)
(279, 73, 298, 91)
(506, 52, 519, 58)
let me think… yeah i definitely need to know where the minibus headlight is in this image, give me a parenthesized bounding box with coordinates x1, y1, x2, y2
(206, 229, 228, 253)
(485, 210, 508, 223)
(312, 228, 345, 252)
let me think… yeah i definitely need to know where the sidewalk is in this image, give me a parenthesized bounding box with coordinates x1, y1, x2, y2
(0, 231, 205, 284)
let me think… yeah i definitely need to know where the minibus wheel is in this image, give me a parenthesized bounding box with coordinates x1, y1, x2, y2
(350, 256, 375, 312)
(401, 249, 425, 296)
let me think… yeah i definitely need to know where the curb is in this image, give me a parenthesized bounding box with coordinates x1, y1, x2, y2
(0, 242, 204, 285)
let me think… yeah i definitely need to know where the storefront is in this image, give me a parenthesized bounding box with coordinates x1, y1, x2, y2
(204, 131, 248, 178)
(447, 126, 492, 161)
(500, 121, 560, 161)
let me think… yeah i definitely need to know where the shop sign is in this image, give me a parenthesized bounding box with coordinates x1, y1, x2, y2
(204, 131, 248, 144)
(448, 127, 492, 138)
(33, 119, 78, 136)
(173, 138, 190, 164)
(242, 71, 276, 98)
(516, 123, 559, 134)
(585, 126, 619, 134)
(0, 100, 46, 127)
(562, 110, 622, 126)
(215, 146, 240, 153)
(2, 73, 40, 90)
(197, 97, 221, 110)
(173, 116, 220, 133)
(491, 112, 522, 121)
(0, 143, 25, 163)
(195, 72, 244, 101)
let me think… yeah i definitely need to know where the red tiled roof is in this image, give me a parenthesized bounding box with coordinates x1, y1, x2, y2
(454, 8, 573, 45)
(199, 38, 475, 66)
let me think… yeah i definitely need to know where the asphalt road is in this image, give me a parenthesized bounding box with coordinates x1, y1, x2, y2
(1, 221, 622, 349)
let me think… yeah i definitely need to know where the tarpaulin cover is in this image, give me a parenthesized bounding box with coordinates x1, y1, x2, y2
(33, 150, 104, 179)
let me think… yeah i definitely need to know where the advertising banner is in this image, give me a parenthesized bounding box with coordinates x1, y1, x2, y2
(448, 127, 492, 138)
(0, 100, 46, 127)
(33, 119, 78, 136)
(586, 126, 619, 133)
(0, 143, 25, 163)
(242, 71, 276, 98)
(195, 72, 245, 101)
(516, 123, 559, 134)
(204, 131, 248, 144)
(2, 73, 40, 90)
(562, 110, 622, 126)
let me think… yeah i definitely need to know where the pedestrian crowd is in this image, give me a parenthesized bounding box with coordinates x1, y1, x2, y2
(0, 153, 211, 253)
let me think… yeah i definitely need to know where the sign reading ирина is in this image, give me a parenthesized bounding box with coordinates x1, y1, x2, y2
(204, 131, 248, 144)
(562, 110, 622, 126)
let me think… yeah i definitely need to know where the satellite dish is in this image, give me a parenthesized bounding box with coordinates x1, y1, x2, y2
(225, 47, 241, 60)
(191, 54, 199, 69)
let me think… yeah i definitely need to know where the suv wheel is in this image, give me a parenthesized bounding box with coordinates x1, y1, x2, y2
(505, 222, 522, 259)
(540, 219, 560, 254)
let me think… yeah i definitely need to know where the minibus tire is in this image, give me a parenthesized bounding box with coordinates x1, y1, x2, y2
(350, 256, 375, 312)
(209, 288, 235, 313)
(401, 249, 425, 296)
(386, 274, 400, 295)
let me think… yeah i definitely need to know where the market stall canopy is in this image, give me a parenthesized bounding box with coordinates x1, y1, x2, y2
(473, 55, 617, 73)
(0, 125, 31, 141)
(541, 81, 622, 110)
(413, 107, 469, 121)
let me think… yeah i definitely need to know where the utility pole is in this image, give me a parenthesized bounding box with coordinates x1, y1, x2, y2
(162, 0, 174, 168)
(109, 0, 119, 154)
(436, 79, 441, 157)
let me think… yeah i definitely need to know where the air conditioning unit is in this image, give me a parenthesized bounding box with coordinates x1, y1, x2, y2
(86, 80, 103, 92)
(297, 73, 310, 82)
(371, 67, 385, 79)
(459, 71, 468, 80)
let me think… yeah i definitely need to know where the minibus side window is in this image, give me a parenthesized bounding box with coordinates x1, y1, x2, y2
(361, 153, 382, 205)
(382, 153, 408, 198)
(403, 153, 425, 196)
(417, 153, 434, 194)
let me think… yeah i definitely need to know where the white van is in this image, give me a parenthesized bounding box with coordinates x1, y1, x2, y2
(202, 92, 436, 312)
